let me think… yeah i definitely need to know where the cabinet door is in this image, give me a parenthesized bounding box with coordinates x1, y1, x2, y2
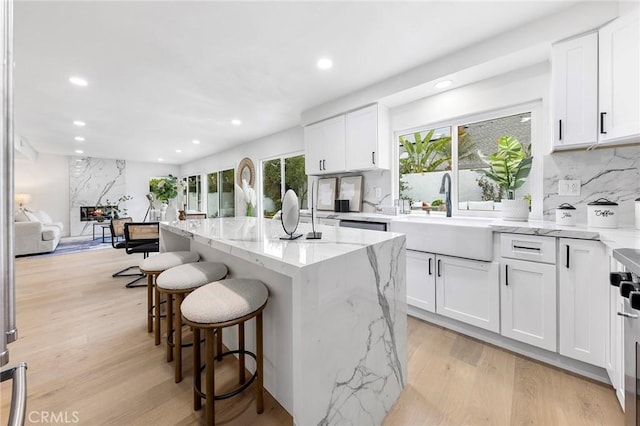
(304, 122, 326, 175)
(558, 239, 608, 367)
(406, 250, 436, 313)
(599, 12, 640, 144)
(500, 259, 557, 351)
(346, 104, 378, 171)
(607, 256, 625, 409)
(552, 33, 598, 149)
(320, 115, 346, 174)
(435, 255, 499, 332)
(304, 115, 346, 175)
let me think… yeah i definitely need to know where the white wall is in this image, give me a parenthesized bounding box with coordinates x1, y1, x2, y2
(14, 153, 179, 236)
(15, 153, 69, 233)
(124, 161, 180, 221)
(180, 126, 304, 216)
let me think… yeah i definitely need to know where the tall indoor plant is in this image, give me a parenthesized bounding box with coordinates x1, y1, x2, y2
(475, 136, 532, 221)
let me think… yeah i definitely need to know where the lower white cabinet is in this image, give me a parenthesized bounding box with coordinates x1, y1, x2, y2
(435, 255, 500, 332)
(558, 238, 608, 368)
(607, 256, 625, 409)
(406, 250, 435, 313)
(500, 258, 557, 351)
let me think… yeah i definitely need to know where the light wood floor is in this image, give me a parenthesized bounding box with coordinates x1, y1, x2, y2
(1, 247, 625, 425)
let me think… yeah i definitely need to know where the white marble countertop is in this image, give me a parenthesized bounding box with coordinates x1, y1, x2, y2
(160, 217, 404, 276)
(299, 210, 399, 223)
(304, 210, 640, 251)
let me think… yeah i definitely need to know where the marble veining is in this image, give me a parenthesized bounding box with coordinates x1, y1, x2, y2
(161, 217, 407, 426)
(543, 146, 640, 226)
(69, 157, 126, 236)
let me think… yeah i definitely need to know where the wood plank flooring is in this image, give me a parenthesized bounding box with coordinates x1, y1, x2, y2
(1, 247, 625, 425)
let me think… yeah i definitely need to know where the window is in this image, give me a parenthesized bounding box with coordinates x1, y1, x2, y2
(186, 174, 201, 211)
(398, 107, 534, 215)
(262, 154, 307, 218)
(206, 168, 235, 218)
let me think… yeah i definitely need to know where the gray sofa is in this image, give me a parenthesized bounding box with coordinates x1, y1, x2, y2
(14, 210, 63, 256)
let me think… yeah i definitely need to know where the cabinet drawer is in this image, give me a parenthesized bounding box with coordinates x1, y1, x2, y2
(500, 234, 556, 264)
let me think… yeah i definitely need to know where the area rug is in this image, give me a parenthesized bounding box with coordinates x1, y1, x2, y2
(18, 237, 113, 258)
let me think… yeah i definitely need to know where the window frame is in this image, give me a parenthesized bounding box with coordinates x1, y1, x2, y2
(393, 101, 541, 218)
(205, 166, 236, 218)
(259, 150, 306, 218)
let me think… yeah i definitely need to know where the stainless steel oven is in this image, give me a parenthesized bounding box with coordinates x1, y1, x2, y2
(613, 248, 640, 426)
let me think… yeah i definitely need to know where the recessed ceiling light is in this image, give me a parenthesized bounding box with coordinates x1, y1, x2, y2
(231, 119, 242, 126)
(192, 140, 200, 145)
(435, 80, 452, 89)
(175, 149, 182, 153)
(317, 57, 333, 70)
(74, 137, 85, 142)
(75, 149, 84, 154)
(158, 158, 164, 162)
(73, 120, 86, 127)
(69, 76, 88, 87)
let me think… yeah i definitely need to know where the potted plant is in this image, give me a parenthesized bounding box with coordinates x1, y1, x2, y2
(149, 175, 179, 221)
(475, 135, 532, 221)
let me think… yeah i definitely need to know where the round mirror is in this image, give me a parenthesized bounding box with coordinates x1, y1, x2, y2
(280, 189, 301, 239)
(236, 157, 255, 187)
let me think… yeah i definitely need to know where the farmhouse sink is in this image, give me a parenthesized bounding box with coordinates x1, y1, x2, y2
(390, 215, 494, 261)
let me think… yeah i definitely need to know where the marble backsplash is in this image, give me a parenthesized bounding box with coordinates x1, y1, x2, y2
(543, 146, 640, 226)
(310, 169, 392, 213)
(69, 157, 126, 236)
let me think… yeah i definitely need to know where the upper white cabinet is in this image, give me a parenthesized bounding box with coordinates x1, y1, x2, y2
(551, 32, 599, 149)
(305, 104, 390, 175)
(304, 115, 346, 175)
(558, 238, 608, 368)
(552, 12, 640, 150)
(599, 11, 640, 145)
(345, 104, 390, 171)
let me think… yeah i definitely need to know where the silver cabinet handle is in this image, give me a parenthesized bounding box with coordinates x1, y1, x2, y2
(617, 312, 639, 319)
(1, 362, 28, 426)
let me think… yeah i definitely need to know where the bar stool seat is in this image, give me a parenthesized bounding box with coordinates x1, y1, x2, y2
(139, 251, 200, 344)
(156, 261, 228, 382)
(182, 279, 268, 425)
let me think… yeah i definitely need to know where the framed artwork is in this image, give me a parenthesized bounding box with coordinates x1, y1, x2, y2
(339, 175, 363, 212)
(316, 178, 337, 211)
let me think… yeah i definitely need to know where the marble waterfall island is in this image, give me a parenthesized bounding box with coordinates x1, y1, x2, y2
(161, 217, 407, 425)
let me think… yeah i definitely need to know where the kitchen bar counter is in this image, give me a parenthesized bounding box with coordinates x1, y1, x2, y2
(160, 217, 407, 426)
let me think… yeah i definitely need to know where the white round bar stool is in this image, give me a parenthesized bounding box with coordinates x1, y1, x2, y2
(181, 279, 268, 425)
(139, 251, 200, 345)
(156, 261, 229, 383)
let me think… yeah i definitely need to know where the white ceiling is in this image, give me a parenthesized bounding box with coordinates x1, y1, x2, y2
(14, 0, 578, 165)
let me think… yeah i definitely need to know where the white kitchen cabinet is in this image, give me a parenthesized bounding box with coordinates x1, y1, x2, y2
(558, 238, 608, 368)
(345, 104, 390, 171)
(435, 254, 499, 332)
(500, 258, 557, 351)
(304, 115, 346, 175)
(551, 32, 599, 149)
(607, 256, 625, 409)
(551, 12, 640, 151)
(406, 250, 436, 313)
(599, 11, 640, 145)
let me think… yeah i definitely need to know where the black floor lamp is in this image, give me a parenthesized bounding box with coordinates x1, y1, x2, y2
(143, 193, 155, 222)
